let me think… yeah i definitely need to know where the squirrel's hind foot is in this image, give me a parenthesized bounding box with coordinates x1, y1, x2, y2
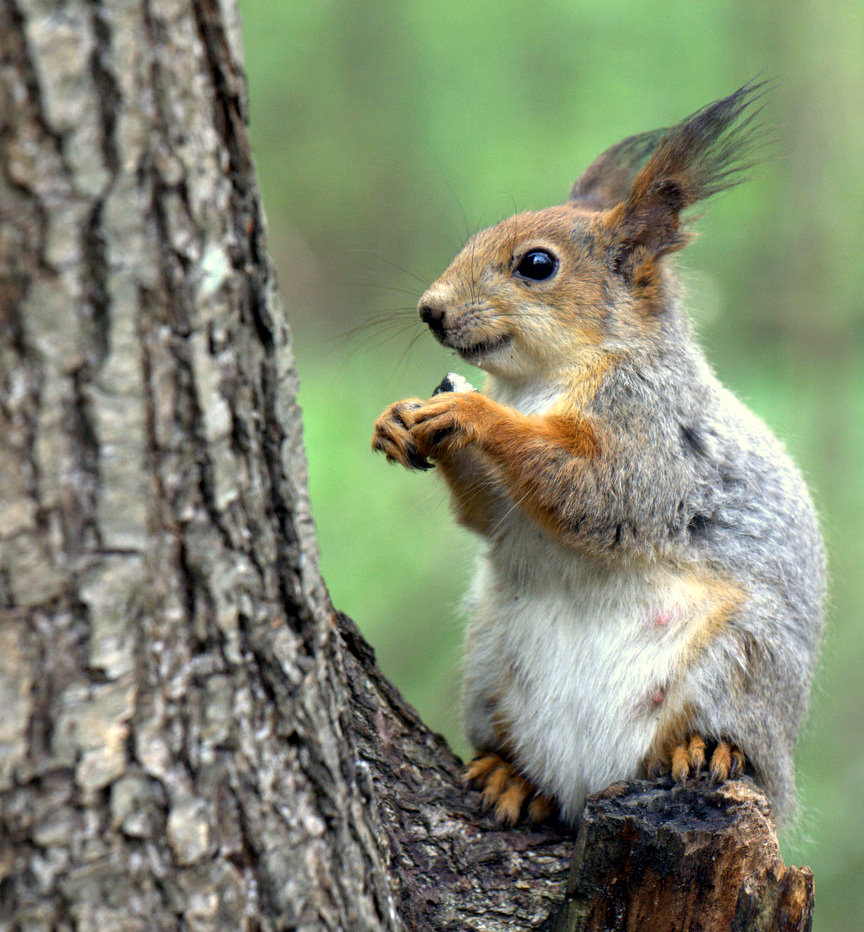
(464, 753, 555, 826)
(647, 735, 745, 784)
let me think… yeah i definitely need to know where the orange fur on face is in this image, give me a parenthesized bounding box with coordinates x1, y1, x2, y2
(417, 204, 644, 379)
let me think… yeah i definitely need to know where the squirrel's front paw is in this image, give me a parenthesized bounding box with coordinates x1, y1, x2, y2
(404, 392, 488, 460)
(372, 399, 433, 470)
(464, 753, 555, 826)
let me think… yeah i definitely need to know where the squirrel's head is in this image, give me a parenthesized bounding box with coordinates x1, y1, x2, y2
(418, 82, 765, 380)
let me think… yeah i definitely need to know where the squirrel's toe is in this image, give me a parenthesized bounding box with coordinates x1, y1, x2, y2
(665, 734, 745, 784)
(464, 752, 553, 825)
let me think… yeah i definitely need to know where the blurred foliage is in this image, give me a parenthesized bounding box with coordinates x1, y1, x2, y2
(237, 1, 863, 927)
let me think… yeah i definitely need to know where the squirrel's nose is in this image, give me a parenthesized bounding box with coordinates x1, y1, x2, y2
(419, 300, 446, 335)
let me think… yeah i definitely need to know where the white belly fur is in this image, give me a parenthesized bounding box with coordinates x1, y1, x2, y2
(463, 521, 713, 823)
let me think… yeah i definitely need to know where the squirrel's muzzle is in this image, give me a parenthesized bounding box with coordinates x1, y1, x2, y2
(419, 299, 448, 341)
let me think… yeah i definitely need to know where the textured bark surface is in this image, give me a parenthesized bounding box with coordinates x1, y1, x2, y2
(0, 1, 572, 929)
(0, 1, 812, 930)
(546, 779, 814, 932)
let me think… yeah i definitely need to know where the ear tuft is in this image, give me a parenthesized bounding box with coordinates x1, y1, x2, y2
(570, 128, 668, 210)
(608, 80, 768, 260)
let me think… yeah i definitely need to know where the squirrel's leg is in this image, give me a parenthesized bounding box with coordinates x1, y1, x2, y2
(404, 391, 599, 548)
(464, 752, 556, 825)
(462, 649, 557, 825)
(435, 449, 511, 536)
(372, 397, 509, 534)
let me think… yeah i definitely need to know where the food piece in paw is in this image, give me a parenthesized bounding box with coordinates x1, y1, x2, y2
(432, 372, 478, 396)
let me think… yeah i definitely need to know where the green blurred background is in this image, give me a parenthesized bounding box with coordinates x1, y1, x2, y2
(237, 2, 863, 927)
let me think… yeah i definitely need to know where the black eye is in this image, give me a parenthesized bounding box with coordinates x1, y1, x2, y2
(514, 249, 558, 282)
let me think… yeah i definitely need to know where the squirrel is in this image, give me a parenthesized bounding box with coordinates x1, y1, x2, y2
(371, 83, 826, 827)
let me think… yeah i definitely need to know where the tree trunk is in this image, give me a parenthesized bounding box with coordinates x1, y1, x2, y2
(0, 1, 814, 930)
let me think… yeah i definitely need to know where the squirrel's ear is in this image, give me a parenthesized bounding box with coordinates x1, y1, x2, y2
(569, 129, 668, 210)
(604, 81, 766, 268)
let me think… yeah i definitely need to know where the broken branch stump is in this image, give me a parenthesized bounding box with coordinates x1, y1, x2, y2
(545, 777, 813, 932)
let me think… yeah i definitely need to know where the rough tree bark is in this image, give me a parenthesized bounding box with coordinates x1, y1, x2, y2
(0, 1, 814, 930)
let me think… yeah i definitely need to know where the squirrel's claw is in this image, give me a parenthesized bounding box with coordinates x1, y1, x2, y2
(464, 752, 555, 826)
(371, 399, 433, 470)
(665, 735, 745, 784)
(709, 741, 745, 783)
(671, 735, 705, 783)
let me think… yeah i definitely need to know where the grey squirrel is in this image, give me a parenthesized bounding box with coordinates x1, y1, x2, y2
(372, 83, 826, 826)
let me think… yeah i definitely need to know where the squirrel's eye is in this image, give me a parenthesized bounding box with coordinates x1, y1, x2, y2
(514, 249, 558, 282)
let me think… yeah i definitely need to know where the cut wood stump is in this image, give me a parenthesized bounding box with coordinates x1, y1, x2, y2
(544, 776, 813, 932)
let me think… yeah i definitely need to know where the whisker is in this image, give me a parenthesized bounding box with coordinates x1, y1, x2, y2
(322, 312, 424, 360)
(339, 311, 420, 339)
(344, 282, 423, 300)
(468, 219, 483, 305)
(489, 486, 533, 537)
(440, 175, 474, 246)
(342, 247, 431, 289)
(390, 329, 431, 381)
